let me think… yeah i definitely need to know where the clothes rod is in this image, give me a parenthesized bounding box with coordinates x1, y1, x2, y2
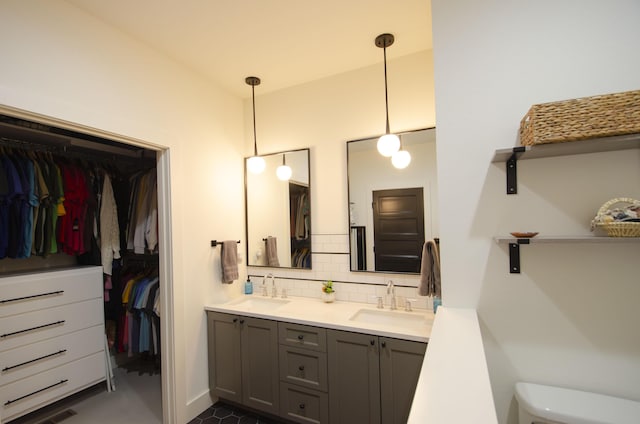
(211, 240, 240, 247)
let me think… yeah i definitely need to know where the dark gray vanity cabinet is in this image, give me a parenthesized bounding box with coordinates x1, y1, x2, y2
(278, 322, 329, 424)
(207, 311, 279, 416)
(380, 337, 428, 424)
(327, 329, 427, 424)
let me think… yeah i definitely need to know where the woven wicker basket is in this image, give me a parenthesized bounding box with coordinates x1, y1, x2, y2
(591, 197, 640, 237)
(520, 90, 640, 146)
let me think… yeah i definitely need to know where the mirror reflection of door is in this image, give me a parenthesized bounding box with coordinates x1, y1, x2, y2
(373, 188, 425, 272)
(346, 127, 438, 274)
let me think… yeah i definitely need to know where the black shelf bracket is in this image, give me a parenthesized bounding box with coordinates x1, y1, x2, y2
(506, 147, 526, 194)
(508, 238, 530, 273)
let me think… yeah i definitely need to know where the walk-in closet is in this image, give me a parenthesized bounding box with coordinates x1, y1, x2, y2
(0, 113, 163, 424)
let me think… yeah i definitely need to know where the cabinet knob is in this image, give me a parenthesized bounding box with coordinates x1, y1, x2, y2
(299, 403, 306, 410)
(232, 318, 238, 323)
(381, 341, 386, 348)
(239, 319, 245, 324)
(297, 334, 304, 340)
(298, 365, 305, 371)
(370, 339, 375, 346)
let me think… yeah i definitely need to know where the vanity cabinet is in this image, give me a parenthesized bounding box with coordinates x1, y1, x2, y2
(278, 322, 329, 424)
(327, 329, 427, 424)
(206, 311, 279, 416)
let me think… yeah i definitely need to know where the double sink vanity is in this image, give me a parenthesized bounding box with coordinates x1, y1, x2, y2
(205, 295, 434, 424)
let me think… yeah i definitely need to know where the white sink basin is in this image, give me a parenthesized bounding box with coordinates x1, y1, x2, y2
(349, 308, 431, 330)
(228, 296, 291, 311)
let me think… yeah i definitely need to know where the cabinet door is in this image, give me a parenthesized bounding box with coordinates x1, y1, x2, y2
(207, 312, 242, 403)
(327, 330, 381, 424)
(379, 338, 427, 424)
(241, 316, 280, 415)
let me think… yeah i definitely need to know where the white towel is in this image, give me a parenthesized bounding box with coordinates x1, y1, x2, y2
(265, 236, 280, 267)
(221, 240, 238, 283)
(418, 240, 441, 297)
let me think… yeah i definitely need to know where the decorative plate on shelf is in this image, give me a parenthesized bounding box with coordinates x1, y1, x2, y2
(510, 232, 539, 238)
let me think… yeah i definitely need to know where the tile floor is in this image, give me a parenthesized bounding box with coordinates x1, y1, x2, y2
(8, 363, 162, 424)
(188, 402, 286, 424)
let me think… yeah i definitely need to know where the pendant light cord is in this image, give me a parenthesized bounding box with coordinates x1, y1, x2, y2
(383, 45, 391, 135)
(251, 83, 258, 156)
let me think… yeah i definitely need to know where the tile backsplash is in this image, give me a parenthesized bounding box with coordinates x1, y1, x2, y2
(247, 233, 433, 311)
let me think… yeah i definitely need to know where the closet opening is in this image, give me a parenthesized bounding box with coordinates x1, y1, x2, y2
(0, 109, 173, 424)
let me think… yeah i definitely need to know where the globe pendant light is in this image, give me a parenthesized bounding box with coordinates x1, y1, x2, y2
(246, 76, 266, 174)
(375, 33, 400, 157)
(392, 135, 411, 169)
(276, 153, 292, 181)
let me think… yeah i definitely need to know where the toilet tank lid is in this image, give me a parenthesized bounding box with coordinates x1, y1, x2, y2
(515, 383, 640, 424)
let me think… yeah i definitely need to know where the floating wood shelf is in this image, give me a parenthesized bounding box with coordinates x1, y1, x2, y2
(492, 133, 640, 194)
(494, 235, 640, 273)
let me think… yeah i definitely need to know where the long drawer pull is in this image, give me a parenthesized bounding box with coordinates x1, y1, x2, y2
(2, 349, 67, 372)
(0, 290, 64, 304)
(0, 320, 65, 338)
(4, 379, 68, 405)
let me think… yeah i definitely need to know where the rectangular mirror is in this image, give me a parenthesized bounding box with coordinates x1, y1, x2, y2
(246, 148, 311, 269)
(347, 128, 438, 273)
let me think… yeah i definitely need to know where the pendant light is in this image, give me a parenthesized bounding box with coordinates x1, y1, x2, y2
(391, 134, 411, 169)
(276, 153, 292, 181)
(246, 76, 266, 174)
(375, 33, 400, 157)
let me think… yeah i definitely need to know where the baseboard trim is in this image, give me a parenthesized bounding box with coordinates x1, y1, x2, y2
(186, 389, 216, 422)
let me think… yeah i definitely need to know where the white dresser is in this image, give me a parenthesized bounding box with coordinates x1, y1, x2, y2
(0, 266, 108, 422)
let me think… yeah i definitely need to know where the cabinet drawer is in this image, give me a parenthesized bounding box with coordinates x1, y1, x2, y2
(0, 325, 104, 386)
(280, 382, 329, 424)
(0, 298, 104, 352)
(279, 345, 327, 392)
(0, 351, 106, 422)
(278, 322, 326, 352)
(0, 267, 102, 318)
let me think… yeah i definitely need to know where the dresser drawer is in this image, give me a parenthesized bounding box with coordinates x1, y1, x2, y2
(279, 345, 327, 392)
(278, 322, 326, 352)
(0, 267, 102, 318)
(0, 325, 104, 386)
(0, 298, 104, 352)
(0, 351, 106, 422)
(280, 382, 329, 424)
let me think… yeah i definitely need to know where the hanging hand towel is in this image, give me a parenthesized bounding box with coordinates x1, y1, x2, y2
(418, 240, 441, 297)
(221, 240, 239, 283)
(265, 236, 280, 267)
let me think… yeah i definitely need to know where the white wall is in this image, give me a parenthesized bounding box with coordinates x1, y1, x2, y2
(431, 0, 640, 422)
(0, 1, 245, 422)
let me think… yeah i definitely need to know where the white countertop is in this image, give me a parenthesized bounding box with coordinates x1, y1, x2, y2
(408, 307, 498, 423)
(205, 294, 434, 342)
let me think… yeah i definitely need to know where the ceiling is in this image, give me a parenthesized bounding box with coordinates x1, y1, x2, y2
(66, 0, 432, 98)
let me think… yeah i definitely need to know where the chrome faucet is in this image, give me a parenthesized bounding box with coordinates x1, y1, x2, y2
(268, 273, 278, 297)
(386, 280, 397, 310)
(263, 273, 274, 297)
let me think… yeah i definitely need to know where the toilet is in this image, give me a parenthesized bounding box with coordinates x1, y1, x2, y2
(515, 382, 640, 424)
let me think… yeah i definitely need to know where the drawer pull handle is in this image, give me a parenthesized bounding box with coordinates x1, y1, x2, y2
(239, 319, 245, 324)
(233, 318, 238, 323)
(297, 335, 304, 340)
(381, 341, 386, 348)
(299, 403, 306, 410)
(0, 290, 64, 304)
(298, 365, 305, 371)
(2, 349, 67, 372)
(1, 320, 65, 338)
(370, 339, 375, 346)
(4, 379, 68, 406)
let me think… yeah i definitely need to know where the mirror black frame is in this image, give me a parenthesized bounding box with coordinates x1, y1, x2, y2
(245, 148, 311, 269)
(346, 127, 438, 274)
